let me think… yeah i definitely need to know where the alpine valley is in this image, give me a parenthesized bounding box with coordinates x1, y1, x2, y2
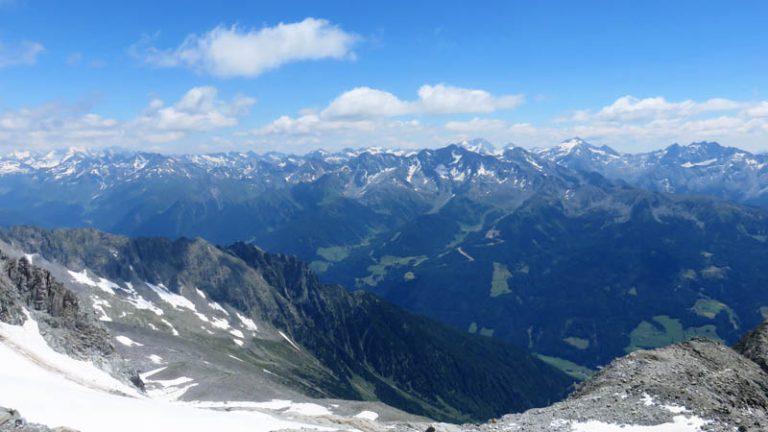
(3, 139, 768, 431)
(2, 140, 768, 372)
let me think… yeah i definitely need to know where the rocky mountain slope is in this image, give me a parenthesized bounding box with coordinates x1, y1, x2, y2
(394, 327, 768, 432)
(0, 226, 572, 423)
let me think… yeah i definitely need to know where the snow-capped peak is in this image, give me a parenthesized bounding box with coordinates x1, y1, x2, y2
(458, 138, 495, 155)
(558, 137, 589, 153)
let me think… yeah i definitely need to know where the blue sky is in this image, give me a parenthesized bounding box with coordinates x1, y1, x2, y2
(1, 0, 767, 154)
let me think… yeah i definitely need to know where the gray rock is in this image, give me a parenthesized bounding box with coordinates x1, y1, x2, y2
(734, 320, 768, 374)
(404, 337, 768, 431)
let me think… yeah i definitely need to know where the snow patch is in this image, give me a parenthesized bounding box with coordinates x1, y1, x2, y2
(278, 331, 301, 351)
(160, 318, 180, 336)
(67, 270, 119, 295)
(681, 159, 717, 168)
(125, 294, 164, 316)
(209, 301, 230, 315)
(146, 283, 197, 311)
(211, 316, 231, 330)
(354, 411, 379, 421)
(91, 297, 112, 322)
(570, 415, 709, 431)
(0, 311, 140, 397)
(147, 354, 164, 364)
(236, 312, 258, 332)
(115, 336, 143, 347)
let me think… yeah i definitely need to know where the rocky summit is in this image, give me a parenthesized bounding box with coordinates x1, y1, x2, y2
(399, 336, 768, 431)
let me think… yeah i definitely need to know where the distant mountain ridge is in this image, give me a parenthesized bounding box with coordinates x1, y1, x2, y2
(536, 138, 768, 208)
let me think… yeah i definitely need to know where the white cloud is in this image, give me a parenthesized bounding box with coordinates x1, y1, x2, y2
(133, 87, 255, 138)
(524, 95, 768, 152)
(745, 102, 768, 118)
(250, 83, 524, 152)
(321, 84, 524, 119)
(560, 95, 746, 123)
(0, 87, 254, 150)
(444, 117, 510, 132)
(417, 84, 524, 115)
(134, 18, 358, 77)
(322, 87, 413, 118)
(0, 39, 45, 68)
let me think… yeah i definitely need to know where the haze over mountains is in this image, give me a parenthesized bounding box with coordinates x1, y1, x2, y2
(2, 139, 768, 373)
(2, 138, 768, 431)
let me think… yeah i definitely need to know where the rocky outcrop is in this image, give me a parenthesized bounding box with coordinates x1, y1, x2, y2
(734, 320, 768, 374)
(0, 252, 113, 361)
(0, 407, 69, 432)
(399, 337, 768, 431)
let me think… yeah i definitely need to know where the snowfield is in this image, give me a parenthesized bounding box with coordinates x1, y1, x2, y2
(0, 314, 334, 432)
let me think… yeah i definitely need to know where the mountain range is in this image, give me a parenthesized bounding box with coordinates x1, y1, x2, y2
(1, 140, 768, 377)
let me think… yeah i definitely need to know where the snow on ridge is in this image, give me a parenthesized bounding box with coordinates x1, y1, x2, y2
(681, 159, 717, 168)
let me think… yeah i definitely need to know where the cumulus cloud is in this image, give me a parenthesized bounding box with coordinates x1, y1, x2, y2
(560, 95, 746, 123)
(0, 87, 253, 150)
(322, 87, 413, 118)
(321, 84, 524, 119)
(444, 117, 510, 132)
(417, 84, 524, 115)
(133, 86, 254, 139)
(134, 18, 358, 77)
(250, 83, 524, 152)
(0, 39, 45, 68)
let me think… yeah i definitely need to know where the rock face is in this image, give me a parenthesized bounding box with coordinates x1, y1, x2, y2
(0, 252, 113, 360)
(0, 408, 62, 432)
(399, 337, 768, 431)
(735, 320, 768, 374)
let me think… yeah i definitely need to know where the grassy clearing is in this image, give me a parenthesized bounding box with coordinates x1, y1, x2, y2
(490, 262, 512, 298)
(536, 354, 595, 381)
(357, 255, 428, 287)
(563, 337, 590, 350)
(626, 315, 721, 352)
(316, 246, 350, 262)
(691, 298, 739, 329)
